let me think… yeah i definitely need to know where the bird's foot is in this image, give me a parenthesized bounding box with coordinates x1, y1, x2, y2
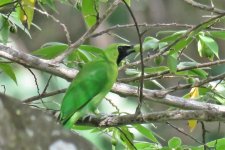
(81, 114, 96, 122)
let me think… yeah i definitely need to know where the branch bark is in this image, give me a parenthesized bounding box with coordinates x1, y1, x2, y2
(1, 44, 225, 113)
(184, 0, 225, 14)
(0, 93, 97, 150)
(76, 110, 225, 127)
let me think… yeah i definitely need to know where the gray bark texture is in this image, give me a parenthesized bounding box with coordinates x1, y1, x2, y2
(0, 93, 98, 150)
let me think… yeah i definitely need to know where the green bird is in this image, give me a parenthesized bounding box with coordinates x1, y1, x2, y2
(60, 44, 135, 128)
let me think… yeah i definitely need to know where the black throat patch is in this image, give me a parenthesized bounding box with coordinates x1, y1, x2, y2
(117, 45, 135, 65)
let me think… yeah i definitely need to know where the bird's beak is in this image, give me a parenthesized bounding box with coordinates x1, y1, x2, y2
(125, 45, 135, 56)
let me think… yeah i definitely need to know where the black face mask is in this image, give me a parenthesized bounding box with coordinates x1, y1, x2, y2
(117, 45, 135, 65)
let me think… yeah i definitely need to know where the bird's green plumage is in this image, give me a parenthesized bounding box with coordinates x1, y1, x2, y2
(60, 44, 134, 128)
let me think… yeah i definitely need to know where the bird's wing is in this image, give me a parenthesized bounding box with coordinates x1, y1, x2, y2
(60, 60, 110, 122)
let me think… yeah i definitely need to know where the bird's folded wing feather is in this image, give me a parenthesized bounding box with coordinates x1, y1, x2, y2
(60, 60, 109, 122)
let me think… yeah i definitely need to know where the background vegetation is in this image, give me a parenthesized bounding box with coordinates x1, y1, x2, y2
(1, 0, 225, 149)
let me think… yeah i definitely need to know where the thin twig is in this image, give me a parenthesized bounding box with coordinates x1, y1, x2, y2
(167, 72, 225, 93)
(119, 13, 225, 70)
(119, 58, 225, 83)
(23, 88, 66, 103)
(200, 122, 207, 150)
(90, 23, 225, 38)
(27, 68, 41, 99)
(105, 97, 120, 113)
(33, 7, 71, 45)
(42, 75, 53, 94)
(27, 68, 47, 108)
(121, 0, 144, 115)
(183, 0, 225, 14)
(167, 122, 203, 144)
(52, 0, 121, 63)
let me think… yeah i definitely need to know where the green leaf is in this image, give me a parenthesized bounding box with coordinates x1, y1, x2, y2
(82, 0, 98, 27)
(32, 42, 68, 59)
(214, 94, 225, 105)
(2, 12, 31, 38)
(144, 66, 169, 74)
(78, 45, 104, 56)
(133, 124, 159, 143)
(209, 31, 225, 40)
(199, 35, 219, 59)
(72, 125, 95, 130)
(156, 30, 178, 37)
(168, 137, 182, 148)
(142, 37, 159, 51)
(0, 0, 12, 6)
(17, 0, 36, 29)
(69, 45, 104, 64)
(189, 69, 208, 78)
(76, 49, 93, 62)
(154, 55, 164, 65)
(117, 127, 135, 150)
(33, 43, 104, 64)
(0, 63, 17, 84)
(99, 0, 108, 2)
(197, 40, 213, 61)
(125, 68, 140, 76)
(0, 15, 9, 44)
(196, 137, 225, 149)
(160, 30, 186, 43)
(176, 69, 208, 79)
(158, 42, 168, 51)
(124, 0, 130, 6)
(191, 147, 204, 150)
(167, 53, 178, 73)
(177, 61, 199, 69)
(169, 37, 193, 55)
(190, 20, 218, 37)
(134, 142, 160, 150)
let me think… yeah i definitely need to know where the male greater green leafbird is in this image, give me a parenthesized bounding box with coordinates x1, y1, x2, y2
(60, 44, 135, 128)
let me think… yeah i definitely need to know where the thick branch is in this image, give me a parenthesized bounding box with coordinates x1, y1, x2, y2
(1, 44, 225, 112)
(0, 45, 78, 80)
(77, 110, 225, 127)
(113, 83, 225, 112)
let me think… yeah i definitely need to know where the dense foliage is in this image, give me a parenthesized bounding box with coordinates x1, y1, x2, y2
(1, 0, 225, 150)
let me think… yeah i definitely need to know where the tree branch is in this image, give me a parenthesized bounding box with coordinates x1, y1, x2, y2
(1, 44, 225, 112)
(119, 13, 225, 70)
(0, 45, 78, 80)
(90, 23, 225, 38)
(76, 110, 225, 127)
(184, 0, 225, 14)
(119, 59, 225, 83)
(52, 0, 122, 63)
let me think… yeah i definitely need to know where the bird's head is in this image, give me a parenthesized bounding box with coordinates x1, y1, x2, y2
(117, 45, 135, 65)
(104, 44, 135, 65)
